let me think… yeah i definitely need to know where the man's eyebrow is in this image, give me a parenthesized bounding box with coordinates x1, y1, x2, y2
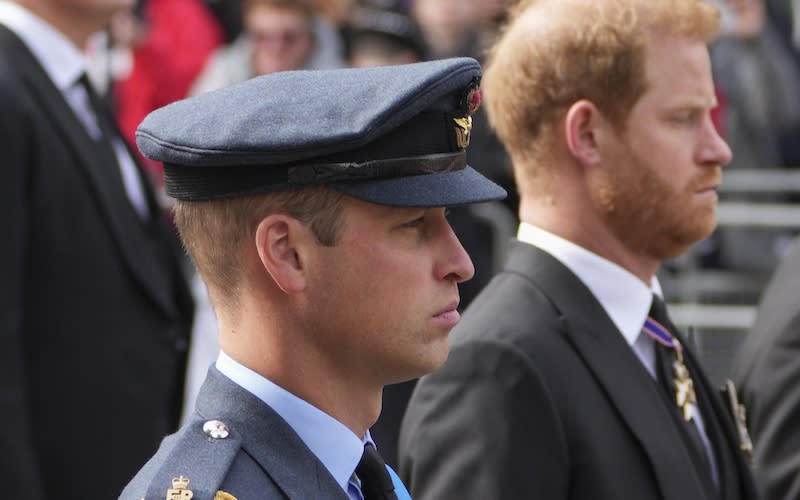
(665, 96, 719, 110)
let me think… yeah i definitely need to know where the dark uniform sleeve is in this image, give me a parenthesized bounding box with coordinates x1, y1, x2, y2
(398, 339, 569, 499)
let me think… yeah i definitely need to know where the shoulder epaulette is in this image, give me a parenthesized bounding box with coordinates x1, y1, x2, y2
(141, 417, 242, 500)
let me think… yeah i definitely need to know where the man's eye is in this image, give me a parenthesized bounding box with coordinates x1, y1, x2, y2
(403, 217, 425, 229)
(673, 112, 699, 124)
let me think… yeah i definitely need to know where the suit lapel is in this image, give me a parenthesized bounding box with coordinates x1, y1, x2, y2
(2, 26, 177, 317)
(505, 241, 713, 499)
(198, 368, 349, 500)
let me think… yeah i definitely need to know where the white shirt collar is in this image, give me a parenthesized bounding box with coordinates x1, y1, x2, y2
(216, 351, 365, 494)
(516, 222, 662, 347)
(0, 2, 87, 90)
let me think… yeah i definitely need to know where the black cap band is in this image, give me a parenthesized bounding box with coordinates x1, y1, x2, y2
(288, 152, 466, 184)
(165, 152, 467, 200)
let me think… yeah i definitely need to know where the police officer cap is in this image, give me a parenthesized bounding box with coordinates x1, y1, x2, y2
(136, 57, 507, 207)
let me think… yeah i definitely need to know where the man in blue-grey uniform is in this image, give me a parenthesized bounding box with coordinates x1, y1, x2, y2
(119, 57, 505, 500)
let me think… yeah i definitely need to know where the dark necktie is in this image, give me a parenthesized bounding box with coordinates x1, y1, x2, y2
(76, 73, 150, 220)
(356, 445, 398, 500)
(646, 296, 714, 478)
(77, 73, 116, 141)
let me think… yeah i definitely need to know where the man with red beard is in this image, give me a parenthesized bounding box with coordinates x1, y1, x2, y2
(398, 1, 760, 499)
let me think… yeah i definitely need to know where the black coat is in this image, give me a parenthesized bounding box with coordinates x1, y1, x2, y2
(0, 25, 193, 499)
(399, 240, 758, 500)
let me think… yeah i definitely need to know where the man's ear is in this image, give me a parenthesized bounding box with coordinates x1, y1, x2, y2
(254, 214, 309, 294)
(564, 99, 605, 168)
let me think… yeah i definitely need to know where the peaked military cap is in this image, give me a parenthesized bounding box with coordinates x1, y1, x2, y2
(136, 57, 506, 207)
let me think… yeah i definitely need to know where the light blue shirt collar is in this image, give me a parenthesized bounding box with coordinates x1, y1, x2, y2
(516, 222, 662, 347)
(0, 1, 87, 90)
(216, 351, 365, 495)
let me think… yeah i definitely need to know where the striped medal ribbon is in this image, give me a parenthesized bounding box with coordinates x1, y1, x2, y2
(643, 316, 697, 422)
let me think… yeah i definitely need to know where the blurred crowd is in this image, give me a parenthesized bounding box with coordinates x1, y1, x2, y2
(86, 0, 514, 200)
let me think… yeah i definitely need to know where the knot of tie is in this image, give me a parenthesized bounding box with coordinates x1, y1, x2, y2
(356, 445, 397, 500)
(645, 296, 680, 348)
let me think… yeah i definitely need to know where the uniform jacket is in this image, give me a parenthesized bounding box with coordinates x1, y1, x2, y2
(0, 24, 193, 499)
(398, 240, 758, 500)
(734, 238, 800, 500)
(121, 366, 352, 499)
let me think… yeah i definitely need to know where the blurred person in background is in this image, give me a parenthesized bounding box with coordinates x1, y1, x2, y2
(734, 235, 800, 500)
(201, 0, 348, 67)
(191, 0, 343, 96)
(702, 0, 800, 270)
(763, 0, 800, 165)
(0, 0, 194, 497)
(728, 4, 800, 500)
(243, 0, 315, 75)
(410, 0, 483, 60)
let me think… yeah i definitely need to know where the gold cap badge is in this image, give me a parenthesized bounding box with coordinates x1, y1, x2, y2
(453, 81, 482, 149)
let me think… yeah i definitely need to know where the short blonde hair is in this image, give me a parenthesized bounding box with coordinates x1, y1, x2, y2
(174, 187, 345, 307)
(484, 0, 720, 164)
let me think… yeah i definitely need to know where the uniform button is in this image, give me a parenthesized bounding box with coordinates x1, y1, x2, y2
(203, 419, 230, 439)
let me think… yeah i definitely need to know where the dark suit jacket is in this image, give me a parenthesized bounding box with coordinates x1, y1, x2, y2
(399, 240, 758, 500)
(0, 25, 193, 499)
(121, 366, 350, 499)
(734, 238, 800, 500)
